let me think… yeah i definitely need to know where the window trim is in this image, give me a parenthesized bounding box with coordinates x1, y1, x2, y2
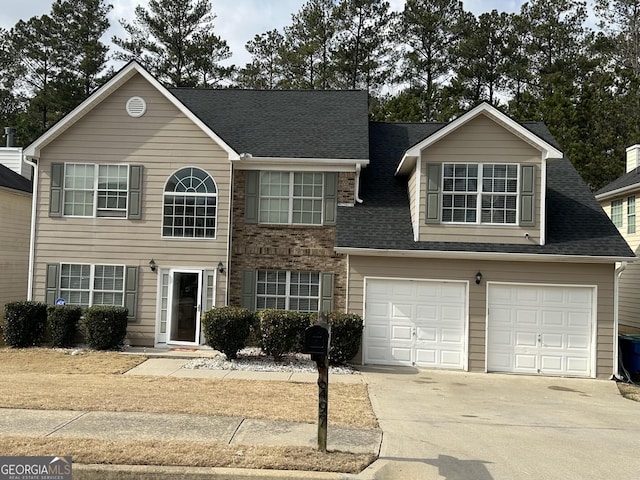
(58, 263, 126, 309)
(62, 163, 130, 218)
(627, 196, 636, 234)
(258, 171, 325, 225)
(612, 199, 623, 228)
(255, 270, 321, 312)
(441, 162, 520, 225)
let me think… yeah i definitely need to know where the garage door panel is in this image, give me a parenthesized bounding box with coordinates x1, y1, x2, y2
(440, 350, 464, 367)
(366, 324, 388, 340)
(391, 304, 414, 321)
(541, 333, 563, 348)
(441, 328, 464, 343)
(390, 347, 412, 364)
(491, 330, 513, 346)
(391, 324, 412, 341)
(415, 305, 438, 321)
(490, 308, 513, 325)
(414, 348, 437, 365)
(540, 355, 563, 372)
(416, 327, 437, 342)
(566, 357, 590, 375)
(541, 311, 564, 327)
(364, 345, 388, 363)
(516, 332, 537, 347)
(567, 334, 589, 349)
(567, 312, 591, 327)
(516, 310, 538, 326)
(514, 354, 537, 370)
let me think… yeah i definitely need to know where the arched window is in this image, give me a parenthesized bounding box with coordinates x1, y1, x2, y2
(162, 167, 217, 238)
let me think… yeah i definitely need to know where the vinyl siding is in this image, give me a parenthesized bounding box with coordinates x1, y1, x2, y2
(32, 73, 231, 345)
(347, 255, 615, 378)
(0, 189, 31, 320)
(419, 115, 543, 244)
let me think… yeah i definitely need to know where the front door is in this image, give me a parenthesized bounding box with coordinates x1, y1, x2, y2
(168, 270, 202, 344)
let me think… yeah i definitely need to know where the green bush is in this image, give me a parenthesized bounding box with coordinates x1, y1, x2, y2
(328, 312, 363, 365)
(258, 310, 312, 361)
(83, 306, 128, 350)
(202, 306, 255, 360)
(3, 301, 48, 348)
(47, 305, 82, 348)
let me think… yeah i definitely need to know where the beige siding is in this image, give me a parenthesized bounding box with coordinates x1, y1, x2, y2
(32, 73, 231, 346)
(0, 189, 31, 320)
(347, 255, 615, 379)
(419, 115, 543, 244)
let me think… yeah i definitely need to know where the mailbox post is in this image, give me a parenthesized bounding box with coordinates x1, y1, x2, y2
(303, 314, 330, 452)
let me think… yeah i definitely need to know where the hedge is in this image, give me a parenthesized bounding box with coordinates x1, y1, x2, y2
(3, 301, 48, 348)
(47, 305, 82, 348)
(328, 312, 363, 365)
(257, 310, 313, 361)
(82, 306, 128, 350)
(202, 306, 255, 360)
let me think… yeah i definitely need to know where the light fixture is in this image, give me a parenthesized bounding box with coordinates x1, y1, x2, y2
(475, 271, 482, 285)
(217, 261, 225, 274)
(149, 259, 157, 272)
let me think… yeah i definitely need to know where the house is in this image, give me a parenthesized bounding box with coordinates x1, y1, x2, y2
(23, 61, 633, 378)
(596, 145, 640, 334)
(0, 162, 32, 321)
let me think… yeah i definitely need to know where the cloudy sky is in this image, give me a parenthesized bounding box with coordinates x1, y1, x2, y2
(0, 0, 530, 67)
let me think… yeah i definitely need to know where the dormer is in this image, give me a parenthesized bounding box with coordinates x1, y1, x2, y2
(395, 103, 563, 245)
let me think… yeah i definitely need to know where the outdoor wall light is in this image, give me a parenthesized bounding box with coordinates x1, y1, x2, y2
(217, 261, 225, 274)
(475, 271, 483, 285)
(149, 259, 157, 272)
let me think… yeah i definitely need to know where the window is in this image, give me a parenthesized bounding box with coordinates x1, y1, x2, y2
(59, 264, 124, 309)
(256, 270, 320, 312)
(63, 164, 129, 217)
(612, 199, 623, 228)
(628, 196, 636, 234)
(259, 172, 323, 225)
(442, 163, 518, 224)
(163, 167, 217, 238)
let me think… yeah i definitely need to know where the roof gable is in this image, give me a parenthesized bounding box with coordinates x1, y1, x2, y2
(395, 102, 564, 175)
(595, 169, 640, 200)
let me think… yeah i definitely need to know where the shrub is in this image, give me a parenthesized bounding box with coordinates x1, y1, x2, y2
(3, 301, 48, 348)
(83, 306, 128, 350)
(258, 310, 312, 361)
(47, 305, 82, 348)
(328, 312, 363, 365)
(202, 306, 255, 360)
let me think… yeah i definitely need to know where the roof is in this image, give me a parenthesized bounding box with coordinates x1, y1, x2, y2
(169, 88, 370, 160)
(0, 164, 32, 194)
(335, 122, 634, 260)
(595, 169, 640, 199)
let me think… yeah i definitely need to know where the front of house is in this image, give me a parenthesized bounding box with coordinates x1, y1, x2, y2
(24, 61, 633, 378)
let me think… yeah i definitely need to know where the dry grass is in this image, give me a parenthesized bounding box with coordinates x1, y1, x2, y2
(0, 437, 375, 473)
(618, 382, 640, 402)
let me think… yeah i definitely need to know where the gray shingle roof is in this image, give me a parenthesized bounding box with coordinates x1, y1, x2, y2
(0, 164, 32, 193)
(595, 169, 640, 197)
(169, 89, 370, 159)
(336, 122, 634, 259)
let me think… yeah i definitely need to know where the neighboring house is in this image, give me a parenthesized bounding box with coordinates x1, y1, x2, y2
(596, 145, 640, 334)
(23, 61, 633, 379)
(0, 162, 32, 321)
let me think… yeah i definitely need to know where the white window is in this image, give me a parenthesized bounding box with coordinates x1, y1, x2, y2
(256, 270, 320, 312)
(59, 264, 124, 309)
(162, 167, 217, 238)
(612, 199, 623, 228)
(259, 172, 324, 225)
(628, 196, 636, 234)
(442, 163, 518, 224)
(63, 164, 129, 217)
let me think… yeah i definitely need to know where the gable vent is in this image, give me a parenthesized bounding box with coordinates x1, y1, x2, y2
(126, 96, 147, 118)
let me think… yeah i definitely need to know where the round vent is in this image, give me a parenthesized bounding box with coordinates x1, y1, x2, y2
(126, 96, 147, 117)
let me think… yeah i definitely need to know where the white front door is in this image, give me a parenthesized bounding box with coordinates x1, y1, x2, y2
(487, 284, 594, 377)
(364, 278, 468, 369)
(167, 270, 202, 345)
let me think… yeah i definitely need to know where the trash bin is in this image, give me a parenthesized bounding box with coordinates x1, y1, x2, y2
(619, 334, 640, 374)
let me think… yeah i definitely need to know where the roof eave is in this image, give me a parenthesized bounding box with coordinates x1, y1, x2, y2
(232, 156, 370, 171)
(595, 183, 640, 201)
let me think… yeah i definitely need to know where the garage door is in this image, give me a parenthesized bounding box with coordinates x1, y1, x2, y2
(487, 284, 594, 377)
(364, 278, 467, 369)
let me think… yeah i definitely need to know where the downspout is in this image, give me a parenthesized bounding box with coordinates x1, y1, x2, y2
(225, 162, 234, 307)
(24, 156, 38, 300)
(613, 261, 627, 380)
(354, 163, 363, 204)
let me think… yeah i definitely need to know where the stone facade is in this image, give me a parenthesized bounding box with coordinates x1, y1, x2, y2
(229, 170, 357, 311)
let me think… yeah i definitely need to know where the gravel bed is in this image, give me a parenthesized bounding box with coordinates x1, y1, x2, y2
(183, 348, 359, 375)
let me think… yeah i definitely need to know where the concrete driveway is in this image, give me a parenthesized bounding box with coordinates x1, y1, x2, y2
(359, 366, 640, 480)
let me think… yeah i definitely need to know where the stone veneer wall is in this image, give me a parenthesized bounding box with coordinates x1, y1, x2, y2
(229, 170, 356, 311)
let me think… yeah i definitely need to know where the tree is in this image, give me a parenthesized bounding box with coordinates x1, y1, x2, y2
(237, 29, 285, 89)
(113, 0, 231, 87)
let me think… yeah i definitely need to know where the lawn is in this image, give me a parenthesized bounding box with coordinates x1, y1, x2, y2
(0, 348, 378, 473)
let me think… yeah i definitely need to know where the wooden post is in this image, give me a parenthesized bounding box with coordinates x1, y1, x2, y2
(316, 353, 329, 452)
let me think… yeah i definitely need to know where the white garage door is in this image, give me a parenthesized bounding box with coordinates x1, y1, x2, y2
(487, 284, 594, 377)
(364, 278, 467, 369)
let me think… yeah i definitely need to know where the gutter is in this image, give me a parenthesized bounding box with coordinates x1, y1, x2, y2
(354, 163, 363, 204)
(613, 261, 627, 380)
(595, 184, 640, 202)
(24, 155, 38, 300)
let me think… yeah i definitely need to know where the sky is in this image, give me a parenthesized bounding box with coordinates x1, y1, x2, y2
(0, 0, 530, 68)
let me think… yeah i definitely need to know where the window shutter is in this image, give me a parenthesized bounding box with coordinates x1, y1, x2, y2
(45, 264, 59, 305)
(245, 171, 259, 224)
(520, 164, 536, 226)
(425, 163, 442, 224)
(124, 266, 138, 322)
(324, 172, 338, 226)
(49, 163, 64, 217)
(128, 165, 143, 220)
(241, 270, 256, 310)
(320, 272, 334, 314)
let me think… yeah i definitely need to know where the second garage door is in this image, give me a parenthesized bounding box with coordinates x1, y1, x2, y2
(364, 278, 467, 369)
(487, 284, 595, 377)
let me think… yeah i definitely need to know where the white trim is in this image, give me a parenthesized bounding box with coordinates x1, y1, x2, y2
(24, 61, 239, 161)
(595, 183, 640, 201)
(414, 157, 421, 241)
(233, 157, 369, 172)
(334, 246, 634, 264)
(25, 157, 38, 300)
(166, 268, 204, 346)
(540, 158, 547, 245)
(614, 262, 627, 379)
(485, 281, 597, 378)
(395, 103, 564, 176)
